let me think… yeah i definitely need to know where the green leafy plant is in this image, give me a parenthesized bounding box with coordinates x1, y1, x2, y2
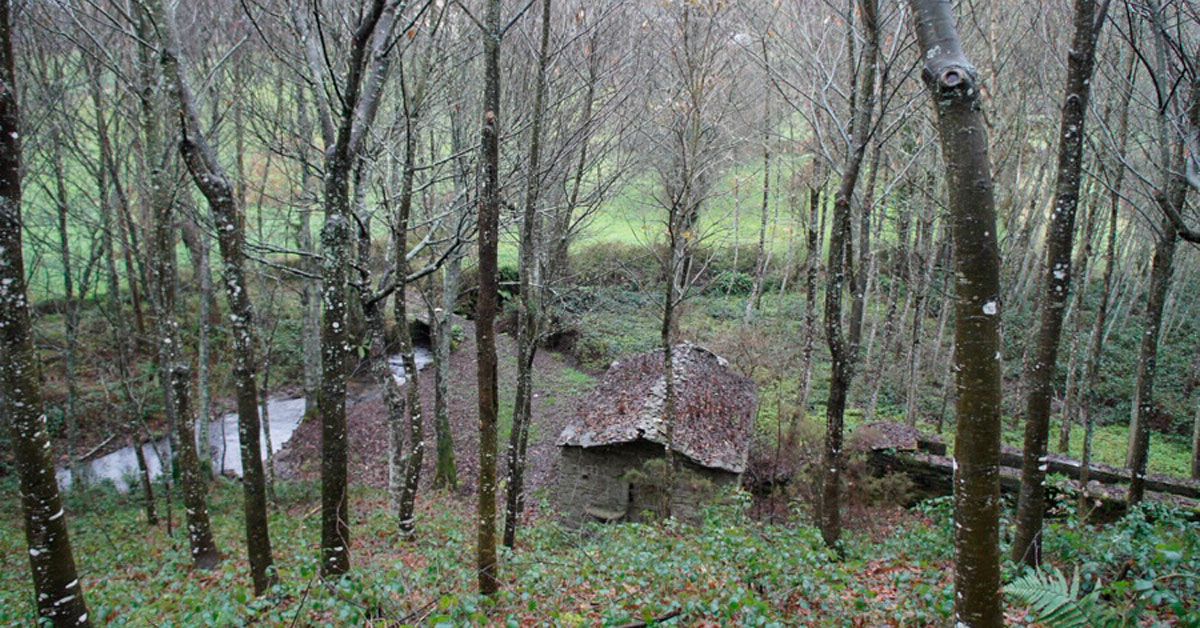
(1007, 566, 1112, 628)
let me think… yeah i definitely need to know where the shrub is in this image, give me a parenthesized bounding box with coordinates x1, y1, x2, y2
(706, 270, 753, 296)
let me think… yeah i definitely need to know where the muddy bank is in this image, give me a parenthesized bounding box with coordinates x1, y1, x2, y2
(275, 319, 593, 505)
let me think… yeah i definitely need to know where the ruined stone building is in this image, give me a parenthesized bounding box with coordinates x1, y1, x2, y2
(556, 343, 757, 525)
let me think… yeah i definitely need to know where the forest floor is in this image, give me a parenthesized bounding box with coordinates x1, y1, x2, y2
(1, 474, 1196, 625)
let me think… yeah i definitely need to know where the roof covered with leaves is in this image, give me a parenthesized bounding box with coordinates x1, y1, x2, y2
(557, 343, 758, 473)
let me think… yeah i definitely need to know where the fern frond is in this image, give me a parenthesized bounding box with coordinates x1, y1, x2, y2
(1006, 566, 1111, 628)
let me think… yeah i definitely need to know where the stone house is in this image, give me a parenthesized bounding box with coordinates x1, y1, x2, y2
(555, 343, 757, 525)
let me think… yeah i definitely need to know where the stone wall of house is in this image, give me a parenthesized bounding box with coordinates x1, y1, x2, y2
(556, 440, 740, 527)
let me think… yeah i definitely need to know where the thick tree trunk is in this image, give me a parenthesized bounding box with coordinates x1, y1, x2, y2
(0, 9, 93, 620)
(476, 0, 503, 595)
(1011, 0, 1106, 567)
(910, 1, 1005, 625)
(820, 0, 877, 550)
(504, 0, 552, 550)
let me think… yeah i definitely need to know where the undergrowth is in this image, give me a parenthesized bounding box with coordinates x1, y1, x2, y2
(0, 480, 1195, 626)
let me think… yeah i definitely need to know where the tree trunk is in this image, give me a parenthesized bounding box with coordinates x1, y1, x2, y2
(296, 85, 323, 414)
(1127, 7, 1197, 504)
(0, 9, 93, 619)
(432, 255, 460, 490)
(910, 1, 1004, 625)
(1192, 393, 1200, 480)
(1128, 214, 1178, 504)
(260, 353, 277, 504)
(745, 41, 772, 322)
(1058, 192, 1101, 453)
(135, 0, 217, 571)
(160, 5, 277, 592)
(432, 68, 474, 493)
(904, 217, 943, 426)
(1011, 0, 1106, 567)
(50, 128, 83, 486)
(820, 0, 877, 550)
(790, 178, 822, 448)
(476, 0, 503, 595)
(191, 221, 216, 472)
(504, 0, 552, 550)
(394, 112, 426, 541)
(169, 366, 221, 570)
(1080, 159, 1123, 509)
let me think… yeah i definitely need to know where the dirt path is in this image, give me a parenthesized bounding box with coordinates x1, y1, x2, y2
(275, 319, 594, 505)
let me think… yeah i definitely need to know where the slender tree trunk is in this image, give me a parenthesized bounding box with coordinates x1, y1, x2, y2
(864, 198, 909, 424)
(504, 0, 552, 550)
(193, 224, 215, 472)
(1128, 214, 1178, 505)
(0, 10, 93, 620)
(394, 109, 426, 541)
(1080, 166, 1123, 509)
(1058, 195, 1100, 453)
(432, 255, 460, 490)
(745, 42, 772, 322)
(160, 7, 277, 592)
(432, 72, 473, 492)
(476, 0, 503, 595)
(1011, 0, 1106, 567)
(260, 355, 277, 504)
(790, 180, 822, 447)
(911, 2, 1004, 624)
(95, 73, 159, 524)
(1191, 392, 1200, 480)
(905, 217, 942, 426)
(169, 366, 221, 569)
(1127, 8, 1197, 504)
(47, 127, 86, 487)
(135, 0, 215, 569)
(296, 86, 323, 415)
(820, 0, 877, 550)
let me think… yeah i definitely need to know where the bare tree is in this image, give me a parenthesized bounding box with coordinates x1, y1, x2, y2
(820, 0, 879, 550)
(0, 2, 92, 623)
(1012, 0, 1109, 568)
(475, 0, 503, 596)
(156, 0, 278, 593)
(503, 0, 552, 551)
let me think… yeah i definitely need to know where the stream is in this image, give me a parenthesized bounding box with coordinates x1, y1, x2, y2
(56, 347, 433, 492)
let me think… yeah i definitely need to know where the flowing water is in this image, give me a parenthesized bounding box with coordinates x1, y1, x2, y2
(56, 347, 433, 491)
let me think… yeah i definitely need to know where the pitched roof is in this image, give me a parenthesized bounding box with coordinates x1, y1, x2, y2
(557, 343, 757, 473)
